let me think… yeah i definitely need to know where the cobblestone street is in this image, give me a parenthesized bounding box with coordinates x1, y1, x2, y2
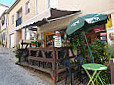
(0, 46, 49, 85)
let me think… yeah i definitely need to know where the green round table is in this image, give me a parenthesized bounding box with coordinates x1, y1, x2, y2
(82, 63, 107, 85)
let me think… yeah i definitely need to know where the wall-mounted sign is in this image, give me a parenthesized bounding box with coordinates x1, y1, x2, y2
(107, 27, 114, 45)
(53, 31, 61, 48)
(85, 17, 100, 23)
(53, 36, 61, 47)
(100, 33, 107, 36)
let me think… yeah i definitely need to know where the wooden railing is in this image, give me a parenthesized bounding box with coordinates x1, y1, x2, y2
(18, 47, 76, 85)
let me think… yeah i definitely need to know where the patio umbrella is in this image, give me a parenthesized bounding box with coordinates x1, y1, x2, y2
(64, 14, 108, 63)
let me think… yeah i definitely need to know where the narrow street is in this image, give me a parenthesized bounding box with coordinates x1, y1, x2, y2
(0, 46, 49, 85)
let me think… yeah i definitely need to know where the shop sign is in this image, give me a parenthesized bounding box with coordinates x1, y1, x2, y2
(53, 36, 61, 48)
(100, 33, 107, 36)
(71, 20, 80, 27)
(107, 27, 114, 45)
(85, 17, 100, 23)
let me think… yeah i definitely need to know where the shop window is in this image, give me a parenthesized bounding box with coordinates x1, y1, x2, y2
(46, 34, 54, 47)
(25, 28, 37, 40)
(44, 31, 55, 47)
(44, 29, 67, 47)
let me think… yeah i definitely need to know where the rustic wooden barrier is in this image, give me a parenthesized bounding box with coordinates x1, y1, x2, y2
(18, 47, 75, 85)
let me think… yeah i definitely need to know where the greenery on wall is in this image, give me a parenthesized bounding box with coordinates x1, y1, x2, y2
(69, 32, 111, 84)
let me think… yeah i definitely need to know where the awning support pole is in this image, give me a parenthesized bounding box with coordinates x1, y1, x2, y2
(82, 31, 94, 63)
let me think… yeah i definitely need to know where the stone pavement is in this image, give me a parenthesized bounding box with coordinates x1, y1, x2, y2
(0, 45, 50, 85)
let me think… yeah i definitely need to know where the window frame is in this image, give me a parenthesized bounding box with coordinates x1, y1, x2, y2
(26, 1, 30, 14)
(17, 8, 22, 19)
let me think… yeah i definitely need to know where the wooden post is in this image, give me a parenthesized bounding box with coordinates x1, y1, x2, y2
(110, 58, 114, 84)
(56, 50, 58, 81)
(52, 47, 56, 85)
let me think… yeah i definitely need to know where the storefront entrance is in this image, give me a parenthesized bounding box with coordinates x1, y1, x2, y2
(44, 31, 55, 47)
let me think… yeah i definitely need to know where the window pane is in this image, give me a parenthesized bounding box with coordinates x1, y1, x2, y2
(26, 2, 30, 14)
(17, 10, 22, 18)
(25, 28, 37, 40)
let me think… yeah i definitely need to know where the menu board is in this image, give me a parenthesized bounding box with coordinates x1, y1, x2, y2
(53, 36, 61, 47)
(107, 27, 114, 45)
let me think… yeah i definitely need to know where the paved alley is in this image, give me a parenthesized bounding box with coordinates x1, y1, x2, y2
(0, 46, 49, 85)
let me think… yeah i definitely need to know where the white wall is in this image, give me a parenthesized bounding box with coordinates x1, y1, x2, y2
(0, 5, 8, 16)
(58, 0, 114, 14)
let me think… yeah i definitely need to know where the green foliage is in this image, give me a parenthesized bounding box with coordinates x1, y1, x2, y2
(90, 40, 107, 64)
(100, 70, 111, 84)
(90, 40, 114, 63)
(90, 40, 111, 84)
(105, 44, 114, 59)
(69, 33, 111, 84)
(69, 32, 87, 57)
(70, 37, 111, 84)
(69, 33, 82, 50)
